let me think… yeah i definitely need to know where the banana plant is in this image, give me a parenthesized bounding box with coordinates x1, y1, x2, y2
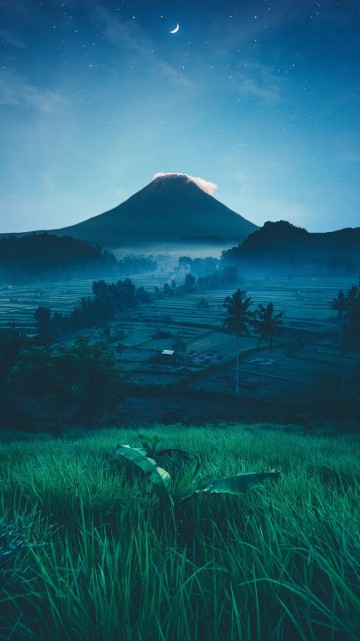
(115, 444, 280, 508)
(137, 433, 192, 463)
(115, 445, 172, 503)
(137, 434, 161, 458)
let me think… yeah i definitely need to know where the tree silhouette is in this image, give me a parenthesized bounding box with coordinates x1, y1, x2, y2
(346, 285, 359, 307)
(331, 287, 359, 346)
(34, 306, 52, 337)
(197, 298, 209, 309)
(184, 274, 197, 292)
(331, 290, 348, 319)
(223, 289, 252, 396)
(12, 339, 123, 427)
(332, 284, 360, 357)
(253, 303, 285, 352)
(331, 290, 348, 345)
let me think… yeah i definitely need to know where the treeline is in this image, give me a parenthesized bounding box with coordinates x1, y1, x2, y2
(117, 254, 157, 275)
(178, 256, 220, 277)
(35, 278, 151, 336)
(0, 233, 157, 282)
(180, 267, 239, 292)
(35, 265, 240, 339)
(176, 256, 240, 290)
(222, 221, 360, 276)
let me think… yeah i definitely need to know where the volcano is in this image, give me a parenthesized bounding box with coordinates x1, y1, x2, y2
(51, 173, 258, 248)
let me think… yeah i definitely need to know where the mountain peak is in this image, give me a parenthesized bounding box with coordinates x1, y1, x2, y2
(50, 173, 258, 248)
(151, 172, 218, 195)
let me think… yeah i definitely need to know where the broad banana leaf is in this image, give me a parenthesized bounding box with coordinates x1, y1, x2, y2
(116, 445, 172, 502)
(200, 470, 280, 495)
(174, 462, 203, 502)
(138, 433, 160, 454)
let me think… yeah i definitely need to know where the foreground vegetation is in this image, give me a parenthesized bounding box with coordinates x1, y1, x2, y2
(0, 424, 359, 640)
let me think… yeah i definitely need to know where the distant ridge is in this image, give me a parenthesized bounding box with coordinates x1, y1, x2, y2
(222, 220, 360, 275)
(50, 173, 258, 248)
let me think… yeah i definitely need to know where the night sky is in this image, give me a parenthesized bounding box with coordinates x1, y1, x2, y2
(1, 0, 360, 234)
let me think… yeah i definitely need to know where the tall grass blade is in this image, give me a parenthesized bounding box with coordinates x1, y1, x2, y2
(174, 462, 203, 502)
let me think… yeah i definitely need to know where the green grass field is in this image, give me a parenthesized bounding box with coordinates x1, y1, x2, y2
(1, 425, 359, 641)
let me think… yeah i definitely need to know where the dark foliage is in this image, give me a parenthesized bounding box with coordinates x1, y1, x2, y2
(343, 287, 360, 358)
(223, 289, 253, 396)
(34, 306, 52, 336)
(223, 289, 253, 338)
(176, 257, 240, 291)
(0, 328, 27, 426)
(10, 338, 124, 427)
(222, 221, 360, 275)
(183, 273, 197, 292)
(252, 303, 285, 352)
(0, 329, 23, 382)
(197, 265, 239, 289)
(0, 234, 158, 283)
(116, 254, 157, 275)
(331, 282, 360, 357)
(69, 279, 150, 329)
(178, 256, 219, 277)
(35, 278, 151, 336)
(0, 233, 119, 282)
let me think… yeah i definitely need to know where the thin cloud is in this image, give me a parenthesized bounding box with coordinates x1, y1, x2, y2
(95, 7, 191, 88)
(95, 6, 147, 54)
(0, 29, 26, 49)
(0, 70, 69, 113)
(238, 70, 281, 103)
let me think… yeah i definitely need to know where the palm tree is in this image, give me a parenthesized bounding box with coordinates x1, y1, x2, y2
(331, 290, 349, 345)
(346, 285, 359, 306)
(223, 289, 252, 396)
(331, 290, 348, 319)
(253, 303, 285, 353)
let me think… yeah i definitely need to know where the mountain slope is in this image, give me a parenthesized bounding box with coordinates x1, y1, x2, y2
(52, 174, 258, 248)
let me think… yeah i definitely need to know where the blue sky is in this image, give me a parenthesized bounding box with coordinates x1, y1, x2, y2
(1, 0, 359, 233)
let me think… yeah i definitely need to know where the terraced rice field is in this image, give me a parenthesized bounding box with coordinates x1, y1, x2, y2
(0, 274, 353, 333)
(0, 273, 357, 411)
(0, 280, 95, 331)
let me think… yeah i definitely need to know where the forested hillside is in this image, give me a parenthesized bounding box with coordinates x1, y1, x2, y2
(222, 221, 360, 275)
(0, 233, 157, 282)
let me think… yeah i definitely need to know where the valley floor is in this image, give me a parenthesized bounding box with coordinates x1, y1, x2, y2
(0, 273, 359, 427)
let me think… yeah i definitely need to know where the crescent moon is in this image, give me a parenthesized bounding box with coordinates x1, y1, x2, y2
(170, 23, 180, 34)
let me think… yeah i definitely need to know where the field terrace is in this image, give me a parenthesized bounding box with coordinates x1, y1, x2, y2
(0, 274, 357, 422)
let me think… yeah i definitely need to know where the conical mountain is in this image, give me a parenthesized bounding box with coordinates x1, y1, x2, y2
(52, 173, 258, 248)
